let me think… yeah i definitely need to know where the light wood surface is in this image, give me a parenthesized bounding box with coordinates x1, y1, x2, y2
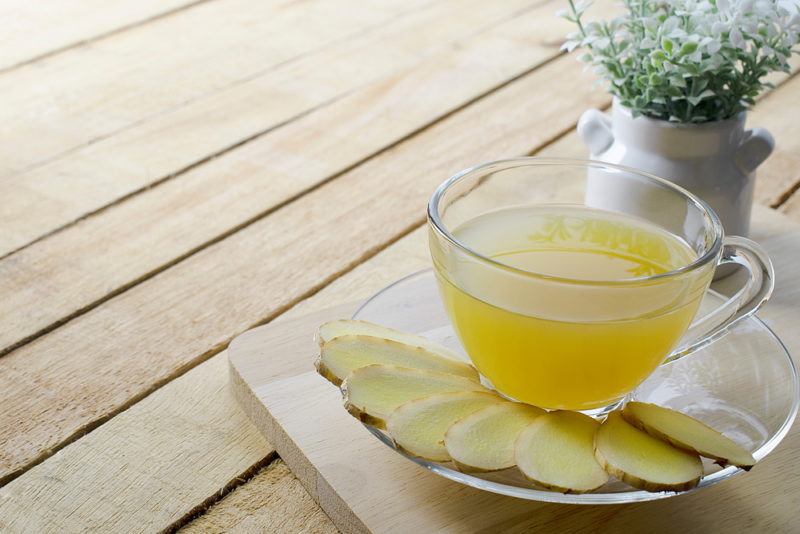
(0, 0, 203, 72)
(180, 460, 338, 534)
(0, 0, 798, 531)
(0, 354, 272, 532)
(0, 50, 607, 484)
(0, 0, 547, 258)
(750, 74, 800, 207)
(228, 209, 800, 532)
(0, 0, 425, 179)
(0, 0, 598, 354)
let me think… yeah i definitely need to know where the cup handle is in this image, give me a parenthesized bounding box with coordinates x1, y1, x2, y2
(664, 236, 775, 363)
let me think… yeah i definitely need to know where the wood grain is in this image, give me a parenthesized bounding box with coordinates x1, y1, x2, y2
(0, 0, 427, 178)
(178, 460, 337, 534)
(0, 308, 350, 533)
(0, 0, 574, 354)
(0, 54, 607, 485)
(0, 0, 205, 72)
(0, 0, 543, 258)
(780, 189, 800, 219)
(0, 354, 272, 533)
(751, 73, 800, 209)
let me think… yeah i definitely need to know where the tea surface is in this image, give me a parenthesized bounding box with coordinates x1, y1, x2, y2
(436, 205, 706, 410)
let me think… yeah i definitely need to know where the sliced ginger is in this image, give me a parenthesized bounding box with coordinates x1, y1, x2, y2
(445, 402, 545, 472)
(317, 319, 464, 361)
(622, 402, 755, 469)
(318, 322, 762, 494)
(387, 391, 503, 461)
(595, 411, 703, 492)
(515, 411, 609, 493)
(316, 334, 478, 386)
(342, 364, 488, 429)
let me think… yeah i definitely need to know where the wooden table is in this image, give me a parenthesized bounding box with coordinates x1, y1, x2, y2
(0, 1, 798, 532)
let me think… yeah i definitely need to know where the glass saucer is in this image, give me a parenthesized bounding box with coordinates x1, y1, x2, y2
(350, 269, 799, 504)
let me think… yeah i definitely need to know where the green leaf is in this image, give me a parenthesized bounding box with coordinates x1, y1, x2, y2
(666, 85, 684, 97)
(661, 37, 674, 55)
(683, 63, 700, 76)
(679, 42, 698, 56)
(650, 50, 666, 67)
(669, 75, 687, 88)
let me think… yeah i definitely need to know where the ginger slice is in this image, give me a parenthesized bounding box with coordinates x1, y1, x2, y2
(515, 411, 609, 493)
(316, 334, 478, 386)
(622, 402, 755, 469)
(317, 319, 463, 361)
(342, 364, 488, 429)
(445, 402, 545, 472)
(387, 391, 503, 461)
(595, 411, 703, 492)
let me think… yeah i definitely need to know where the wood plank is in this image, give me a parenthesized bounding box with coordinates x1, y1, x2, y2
(779, 189, 800, 221)
(0, 0, 427, 179)
(751, 73, 800, 208)
(0, 307, 350, 533)
(0, 54, 608, 485)
(0, 0, 585, 354)
(178, 461, 337, 534)
(0, 353, 273, 533)
(0, 0, 206, 72)
(0, 0, 540, 258)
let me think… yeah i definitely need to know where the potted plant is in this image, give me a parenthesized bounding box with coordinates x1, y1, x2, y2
(562, 0, 800, 236)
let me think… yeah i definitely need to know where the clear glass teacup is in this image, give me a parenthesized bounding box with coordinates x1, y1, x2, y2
(428, 158, 774, 412)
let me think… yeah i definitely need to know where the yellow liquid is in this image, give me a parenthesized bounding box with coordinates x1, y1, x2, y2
(434, 205, 709, 410)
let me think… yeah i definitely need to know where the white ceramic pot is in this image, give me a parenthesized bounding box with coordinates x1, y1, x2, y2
(578, 99, 774, 237)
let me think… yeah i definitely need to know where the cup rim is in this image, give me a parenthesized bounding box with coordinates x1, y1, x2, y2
(427, 157, 724, 286)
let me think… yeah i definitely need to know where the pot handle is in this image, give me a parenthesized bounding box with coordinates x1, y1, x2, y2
(736, 127, 774, 174)
(577, 109, 614, 156)
(664, 236, 774, 364)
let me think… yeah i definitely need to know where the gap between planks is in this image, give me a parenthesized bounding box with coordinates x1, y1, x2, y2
(160, 451, 279, 534)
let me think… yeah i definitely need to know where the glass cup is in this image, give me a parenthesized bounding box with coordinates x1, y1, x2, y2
(428, 158, 774, 412)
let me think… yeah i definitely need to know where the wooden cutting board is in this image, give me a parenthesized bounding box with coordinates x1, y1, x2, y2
(228, 208, 800, 533)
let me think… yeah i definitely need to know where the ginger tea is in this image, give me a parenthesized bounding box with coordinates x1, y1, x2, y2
(432, 205, 710, 411)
